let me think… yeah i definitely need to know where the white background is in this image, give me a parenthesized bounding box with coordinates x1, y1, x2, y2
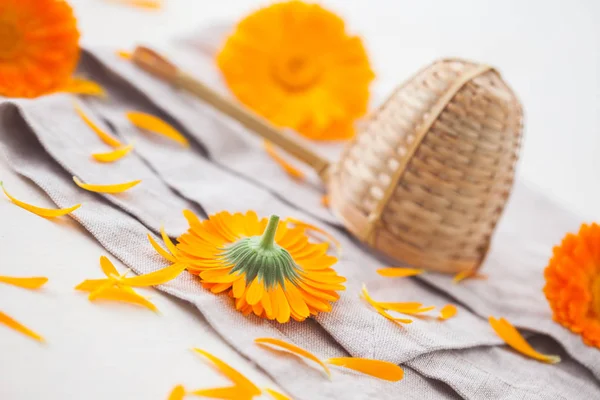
(0, 0, 598, 399)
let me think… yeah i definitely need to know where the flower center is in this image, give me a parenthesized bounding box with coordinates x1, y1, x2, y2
(0, 20, 22, 60)
(272, 54, 322, 92)
(591, 276, 600, 319)
(222, 215, 302, 289)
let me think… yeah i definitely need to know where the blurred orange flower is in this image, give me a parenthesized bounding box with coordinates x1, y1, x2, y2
(217, 1, 374, 141)
(0, 0, 80, 98)
(544, 223, 600, 349)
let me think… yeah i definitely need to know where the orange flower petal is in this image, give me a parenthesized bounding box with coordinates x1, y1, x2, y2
(361, 285, 412, 324)
(60, 77, 106, 97)
(91, 287, 159, 312)
(0, 311, 44, 342)
(0, 276, 48, 290)
(126, 111, 189, 147)
(255, 337, 331, 377)
(92, 143, 134, 163)
(264, 388, 291, 400)
(439, 304, 457, 320)
(376, 267, 424, 278)
(121, 263, 186, 287)
(190, 386, 247, 399)
(264, 140, 304, 181)
(326, 357, 404, 382)
(147, 234, 177, 263)
(167, 385, 186, 400)
(74, 103, 123, 148)
(1, 181, 81, 218)
(453, 269, 487, 284)
(489, 317, 561, 364)
(160, 226, 179, 258)
(321, 195, 330, 207)
(99, 256, 120, 278)
(75, 278, 111, 292)
(284, 217, 341, 256)
(192, 348, 262, 396)
(107, 0, 162, 9)
(73, 176, 141, 193)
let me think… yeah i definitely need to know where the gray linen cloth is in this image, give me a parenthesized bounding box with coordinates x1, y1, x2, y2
(0, 25, 598, 399)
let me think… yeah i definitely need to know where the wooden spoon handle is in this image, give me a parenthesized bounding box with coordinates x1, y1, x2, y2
(131, 46, 331, 180)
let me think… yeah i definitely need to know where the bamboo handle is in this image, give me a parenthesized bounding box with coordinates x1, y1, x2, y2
(131, 46, 331, 180)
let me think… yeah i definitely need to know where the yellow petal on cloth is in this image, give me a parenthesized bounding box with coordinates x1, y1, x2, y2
(0, 311, 44, 342)
(92, 143, 134, 163)
(1, 181, 81, 218)
(120, 263, 186, 287)
(126, 111, 189, 147)
(107, 0, 162, 9)
(74, 102, 123, 148)
(361, 285, 413, 324)
(60, 77, 106, 97)
(381, 304, 436, 315)
(73, 176, 141, 194)
(453, 269, 488, 284)
(376, 267, 424, 278)
(190, 386, 252, 400)
(264, 140, 305, 181)
(90, 287, 159, 312)
(160, 226, 179, 258)
(326, 357, 404, 382)
(489, 317, 561, 364)
(439, 304, 457, 320)
(255, 337, 331, 378)
(264, 388, 291, 400)
(147, 234, 177, 263)
(192, 348, 262, 397)
(321, 195, 330, 208)
(167, 385, 186, 400)
(0, 276, 48, 290)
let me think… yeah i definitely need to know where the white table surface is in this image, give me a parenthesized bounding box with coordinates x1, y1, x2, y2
(1, 0, 598, 399)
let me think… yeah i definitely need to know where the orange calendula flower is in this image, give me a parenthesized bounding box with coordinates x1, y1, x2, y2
(255, 337, 404, 382)
(73, 176, 141, 194)
(169, 211, 345, 323)
(544, 223, 600, 349)
(1, 181, 81, 218)
(0, 0, 80, 98)
(489, 316, 561, 364)
(217, 0, 374, 141)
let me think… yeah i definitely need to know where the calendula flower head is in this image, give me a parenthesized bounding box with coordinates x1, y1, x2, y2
(544, 223, 600, 349)
(174, 210, 345, 323)
(0, 0, 80, 98)
(217, 0, 374, 141)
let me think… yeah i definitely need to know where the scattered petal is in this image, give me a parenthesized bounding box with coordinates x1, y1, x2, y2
(90, 287, 159, 312)
(126, 111, 189, 147)
(0, 276, 48, 290)
(285, 217, 341, 257)
(321, 195, 330, 208)
(92, 143, 134, 163)
(167, 385, 186, 400)
(121, 263, 186, 287)
(361, 285, 412, 324)
(148, 234, 177, 263)
(99, 256, 120, 278)
(326, 357, 404, 382)
(192, 348, 262, 396)
(74, 102, 123, 148)
(60, 77, 106, 97)
(376, 267, 424, 278)
(255, 337, 331, 377)
(190, 386, 249, 399)
(264, 388, 291, 400)
(0, 311, 44, 342)
(73, 176, 141, 194)
(116, 50, 133, 60)
(160, 226, 179, 258)
(106, 0, 162, 9)
(1, 181, 81, 218)
(264, 140, 304, 181)
(439, 304, 457, 320)
(489, 317, 561, 364)
(453, 269, 487, 284)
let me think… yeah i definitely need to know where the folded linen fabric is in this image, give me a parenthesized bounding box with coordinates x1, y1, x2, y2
(0, 25, 598, 399)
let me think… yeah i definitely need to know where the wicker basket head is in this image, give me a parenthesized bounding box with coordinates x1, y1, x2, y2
(328, 59, 523, 273)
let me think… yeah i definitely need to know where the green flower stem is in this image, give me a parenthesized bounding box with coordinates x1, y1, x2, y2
(259, 215, 280, 250)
